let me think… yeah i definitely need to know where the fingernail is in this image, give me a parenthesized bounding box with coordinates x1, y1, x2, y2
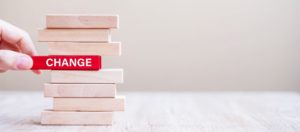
(16, 56, 32, 70)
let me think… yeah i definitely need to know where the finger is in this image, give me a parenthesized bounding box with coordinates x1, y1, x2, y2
(0, 19, 37, 56)
(0, 50, 33, 70)
(0, 70, 7, 73)
(0, 20, 41, 74)
(0, 41, 42, 74)
(0, 43, 41, 74)
(0, 41, 21, 52)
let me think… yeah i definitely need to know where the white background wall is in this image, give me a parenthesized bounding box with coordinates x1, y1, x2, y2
(0, 0, 299, 91)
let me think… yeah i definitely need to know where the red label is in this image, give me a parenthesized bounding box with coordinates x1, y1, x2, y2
(31, 56, 101, 70)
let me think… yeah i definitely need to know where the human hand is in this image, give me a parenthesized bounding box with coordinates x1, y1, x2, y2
(0, 19, 40, 74)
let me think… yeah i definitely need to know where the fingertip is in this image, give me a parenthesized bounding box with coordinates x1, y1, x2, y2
(15, 55, 33, 70)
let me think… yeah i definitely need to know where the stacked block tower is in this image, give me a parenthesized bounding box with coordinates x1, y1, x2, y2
(38, 14, 124, 125)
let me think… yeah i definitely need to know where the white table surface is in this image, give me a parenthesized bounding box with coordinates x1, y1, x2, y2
(0, 91, 299, 132)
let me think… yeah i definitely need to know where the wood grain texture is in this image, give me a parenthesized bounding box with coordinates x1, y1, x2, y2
(41, 110, 113, 125)
(0, 91, 299, 131)
(44, 83, 116, 97)
(50, 69, 123, 83)
(47, 42, 121, 56)
(38, 29, 110, 42)
(46, 15, 119, 29)
(53, 96, 125, 112)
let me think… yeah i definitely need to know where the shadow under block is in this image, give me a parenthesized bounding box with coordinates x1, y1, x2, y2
(53, 96, 125, 112)
(48, 42, 121, 56)
(46, 15, 119, 29)
(38, 29, 110, 42)
(44, 83, 116, 97)
(50, 69, 123, 83)
(41, 110, 113, 125)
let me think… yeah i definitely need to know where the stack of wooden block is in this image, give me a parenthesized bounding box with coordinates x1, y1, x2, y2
(38, 15, 125, 125)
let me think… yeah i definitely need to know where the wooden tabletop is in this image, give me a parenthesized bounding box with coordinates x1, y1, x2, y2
(0, 91, 299, 132)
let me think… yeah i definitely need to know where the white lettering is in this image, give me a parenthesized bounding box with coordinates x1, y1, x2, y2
(46, 58, 53, 66)
(69, 58, 77, 67)
(54, 59, 61, 67)
(46, 57, 94, 67)
(78, 58, 84, 67)
(61, 59, 69, 67)
(86, 58, 92, 67)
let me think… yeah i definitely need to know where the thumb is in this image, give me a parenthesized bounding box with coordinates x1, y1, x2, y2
(0, 50, 33, 70)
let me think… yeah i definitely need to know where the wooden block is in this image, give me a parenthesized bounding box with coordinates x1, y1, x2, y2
(46, 15, 119, 29)
(44, 83, 116, 97)
(48, 42, 121, 56)
(53, 96, 125, 112)
(50, 69, 123, 83)
(38, 29, 110, 42)
(41, 110, 113, 125)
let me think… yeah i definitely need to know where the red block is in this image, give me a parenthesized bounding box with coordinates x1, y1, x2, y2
(31, 55, 101, 70)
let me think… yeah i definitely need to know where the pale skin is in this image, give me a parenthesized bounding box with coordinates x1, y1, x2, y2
(0, 19, 41, 74)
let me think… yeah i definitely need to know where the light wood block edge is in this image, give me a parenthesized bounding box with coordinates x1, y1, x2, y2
(46, 15, 119, 29)
(53, 96, 125, 112)
(50, 69, 124, 83)
(41, 110, 113, 125)
(44, 83, 117, 97)
(38, 29, 111, 42)
(47, 42, 121, 56)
